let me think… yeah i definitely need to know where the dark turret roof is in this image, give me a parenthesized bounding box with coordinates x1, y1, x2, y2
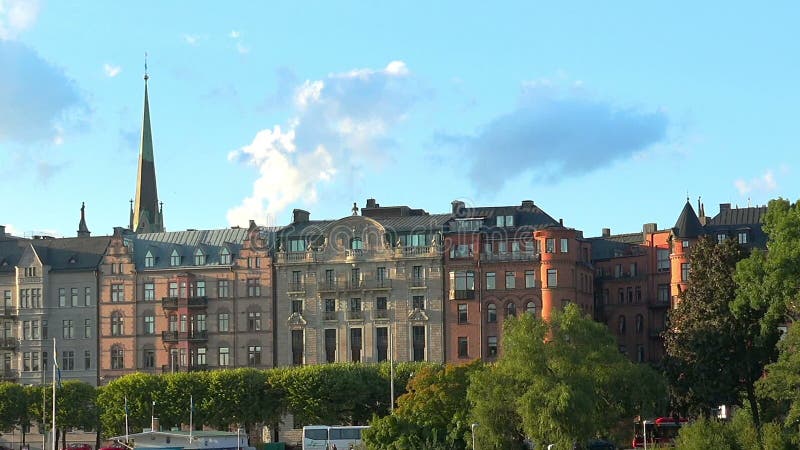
(673, 200, 704, 238)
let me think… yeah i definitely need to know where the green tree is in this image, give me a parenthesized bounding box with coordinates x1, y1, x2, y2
(0, 381, 27, 434)
(664, 236, 774, 429)
(97, 372, 166, 438)
(757, 321, 800, 443)
(161, 372, 211, 430)
(469, 305, 667, 449)
(363, 361, 482, 450)
(673, 416, 739, 450)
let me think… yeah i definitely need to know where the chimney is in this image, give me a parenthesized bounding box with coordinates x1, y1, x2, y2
(642, 223, 657, 234)
(292, 209, 310, 223)
(451, 200, 465, 216)
(559, 218, 563, 226)
(520, 200, 535, 209)
(719, 203, 731, 213)
(602, 228, 611, 237)
(366, 198, 377, 208)
(0, 225, 5, 238)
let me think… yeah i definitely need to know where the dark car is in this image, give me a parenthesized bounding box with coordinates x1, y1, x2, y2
(586, 439, 615, 450)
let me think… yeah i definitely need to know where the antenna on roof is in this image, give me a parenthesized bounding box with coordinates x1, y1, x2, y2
(144, 52, 149, 81)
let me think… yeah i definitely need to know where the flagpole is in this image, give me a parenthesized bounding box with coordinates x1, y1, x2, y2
(189, 395, 193, 442)
(51, 338, 56, 450)
(124, 397, 129, 444)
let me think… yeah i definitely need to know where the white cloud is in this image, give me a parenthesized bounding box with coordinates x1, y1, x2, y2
(3, 223, 21, 236)
(103, 63, 121, 78)
(227, 61, 417, 226)
(0, 0, 40, 39)
(734, 170, 779, 195)
(236, 42, 249, 54)
(229, 30, 240, 39)
(182, 34, 199, 45)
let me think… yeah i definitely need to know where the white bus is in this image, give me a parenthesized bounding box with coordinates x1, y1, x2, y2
(302, 425, 369, 450)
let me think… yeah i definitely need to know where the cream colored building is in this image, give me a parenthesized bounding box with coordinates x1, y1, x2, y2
(275, 203, 450, 366)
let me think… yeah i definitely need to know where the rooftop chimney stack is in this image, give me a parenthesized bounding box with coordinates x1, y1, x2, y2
(520, 200, 535, 209)
(0, 225, 5, 238)
(602, 228, 611, 237)
(720, 203, 731, 213)
(292, 209, 310, 223)
(643, 223, 657, 234)
(451, 200, 465, 216)
(366, 198, 378, 208)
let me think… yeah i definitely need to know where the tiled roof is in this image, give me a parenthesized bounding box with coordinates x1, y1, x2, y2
(673, 201, 704, 238)
(31, 236, 111, 270)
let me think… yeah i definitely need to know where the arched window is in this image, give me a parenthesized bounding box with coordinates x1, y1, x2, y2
(170, 249, 181, 266)
(487, 303, 497, 323)
(194, 248, 205, 265)
(618, 315, 626, 335)
(505, 302, 516, 317)
(635, 314, 644, 334)
(110, 345, 124, 369)
(144, 250, 155, 268)
(525, 301, 536, 316)
(111, 312, 124, 336)
(220, 247, 231, 265)
(350, 237, 363, 250)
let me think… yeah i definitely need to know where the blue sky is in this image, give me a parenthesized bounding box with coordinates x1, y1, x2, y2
(1, 1, 797, 238)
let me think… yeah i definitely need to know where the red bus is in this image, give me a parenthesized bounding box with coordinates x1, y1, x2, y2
(631, 416, 688, 448)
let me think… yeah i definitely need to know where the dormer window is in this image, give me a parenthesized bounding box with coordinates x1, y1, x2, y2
(350, 237, 363, 250)
(144, 250, 155, 268)
(738, 231, 748, 244)
(220, 247, 231, 265)
(194, 249, 206, 265)
(496, 215, 514, 227)
(170, 249, 181, 266)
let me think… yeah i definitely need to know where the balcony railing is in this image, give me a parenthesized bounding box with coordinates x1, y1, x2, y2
(323, 311, 337, 321)
(365, 279, 392, 289)
(162, 296, 208, 309)
(480, 251, 540, 262)
(318, 280, 341, 291)
(161, 330, 208, 342)
(374, 309, 389, 319)
(346, 280, 366, 290)
(409, 278, 426, 288)
(649, 328, 665, 338)
(287, 281, 306, 292)
(0, 337, 17, 350)
(347, 310, 363, 321)
(452, 290, 476, 300)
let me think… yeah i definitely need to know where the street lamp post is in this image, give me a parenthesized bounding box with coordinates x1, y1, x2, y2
(471, 423, 479, 450)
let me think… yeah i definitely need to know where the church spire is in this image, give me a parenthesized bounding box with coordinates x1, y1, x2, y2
(77, 202, 91, 237)
(132, 55, 164, 233)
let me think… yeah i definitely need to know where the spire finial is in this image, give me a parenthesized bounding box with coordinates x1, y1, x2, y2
(352, 202, 358, 216)
(144, 52, 149, 81)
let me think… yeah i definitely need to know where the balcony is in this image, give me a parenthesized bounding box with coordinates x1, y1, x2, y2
(480, 251, 540, 262)
(0, 306, 17, 318)
(649, 299, 670, 309)
(346, 280, 366, 290)
(374, 309, 389, 320)
(287, 281, 306, 293)
(323, 311, 337, 321)
(161, 330, 208, 342)
(277, 251, 320, 264)
(452, 290, 476, 300)
(409, 278, 427, 288)
(318, 280, 341, 292)
(161, 296, 208, 309)
(0, 337, 17, 350)
(365, 279, 392, 289)
(189, 364, 209, 372)
(347, 310, 363, 321)
(401, 246, 438, 257)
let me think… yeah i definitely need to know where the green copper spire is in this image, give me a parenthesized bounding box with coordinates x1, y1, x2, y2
(132, 58, 164, 233)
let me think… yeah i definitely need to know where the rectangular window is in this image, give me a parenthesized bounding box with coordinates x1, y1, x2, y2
(143, 349, 154, 369)
(247, 279, 261, 297)
(657, 249, 670, 271)
(505, 271, 515, 289)
(682, 240, 689, 248)
(681, 263, 691, 282)
(84, 319, 91, 338)
(19, 289, 29, 309)
(248, 346, 261, 366)
(23, 321, 31, 340)
(349, 298, 362, 320)
(525, 270, 535, 288)
(545, 238, 555, 253)
(350, 328, 362, 362)
(291, 330, 304, 365)
(62, 320, 74, 339)
(717, 233, 727, 243)
(488, 336, 498, 357)
(217, 280, 230, 298)
(197, 348, 207, 366)
(547, 269, 557, 287)
(409, 233, 426, 247)
(376, 327, 388, 362)
(635, 286, 642, 303)
(42, 320, 48, 339)
(412, 265, 424, 284)
(449, 243, 473, 259)
(85, 350, 92, 370)
(458, 337, 468, 358)
(196, 280, 206, 297)
(658, 284, 670, 303)
(59, 288, 66, 307)
(485, 272, 496, 290)
(32, 320, 39, 339)
(62, 351, 75, 371)
(412, 326, 425, 362)
(247, 312, 262, 331)
(71, 288, 78, 307)
(412, 295, 425, 310)
(560, 238, 568, 253)
(169, 282, 178, 297)
(614, 264, 622, 278)
(218, 313, 230, 332)
(3, 290, 10, 308)
(144, 316, 155, 335)
(627, 287, 633, 303)
(619, 288, 625, 304)
(144, 283, 155, 301)
(291, 299, 303, 314)
(111, 284, 124, 302)
(738, 232, 748, 244)
(31, 352, 39, 371)
(289, 238, 305, 252)
(630, 263, 637, 277)
(451, 270, 475, 299)
(325, 329, 337, 363)
(23, 352, 31, 371)
(458, 303, 468, 324)
(219, 347, 230, 367)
